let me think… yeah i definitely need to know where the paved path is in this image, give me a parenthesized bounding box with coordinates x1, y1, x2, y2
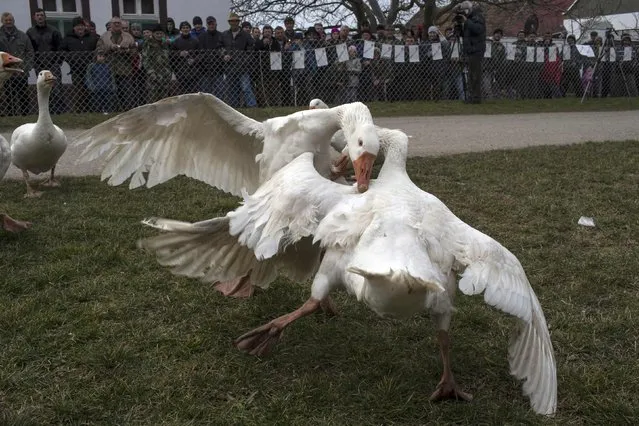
(2, 110, 637, 181)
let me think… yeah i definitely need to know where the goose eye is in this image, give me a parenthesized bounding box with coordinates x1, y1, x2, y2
(358, 138, 363, 147)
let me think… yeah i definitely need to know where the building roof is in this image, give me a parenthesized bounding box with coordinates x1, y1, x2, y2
(565, 0, 639, 18)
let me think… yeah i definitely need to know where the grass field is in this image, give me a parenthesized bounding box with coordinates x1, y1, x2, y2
(1, 96, 638, 131)
(1, 141, 638, 424)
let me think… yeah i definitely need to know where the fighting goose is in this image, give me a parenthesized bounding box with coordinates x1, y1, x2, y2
(0, 51, 31, 233)
(75, 94, 379, 297)
(11, 70, 67, 198)
(226, 129, 557, 416)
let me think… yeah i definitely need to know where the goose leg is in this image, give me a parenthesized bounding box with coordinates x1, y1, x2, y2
(40, 166, 61, 188)
(234, 297, 323, 356)
(429, 329, 473, 402)
(21, 170, 42, 198)
(1, 213, 32, 233)
(214, 273, 255, 298)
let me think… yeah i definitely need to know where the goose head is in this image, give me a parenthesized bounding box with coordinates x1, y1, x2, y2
(0, 52, 23, 82)
(308, 98, 328, 110)
(337, 102, 379, 193)
(36, 70, 57, 90)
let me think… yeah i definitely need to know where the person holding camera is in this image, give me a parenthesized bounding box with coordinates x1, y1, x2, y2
(454, 1, 486, 104)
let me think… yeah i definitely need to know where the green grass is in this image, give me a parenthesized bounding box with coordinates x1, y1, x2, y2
(1, 141, 638, 424)
(1, 96, 638, 131)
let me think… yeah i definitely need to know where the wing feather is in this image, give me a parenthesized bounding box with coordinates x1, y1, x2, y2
(74, 93, 264, 196)
(227, 152, 357, 260)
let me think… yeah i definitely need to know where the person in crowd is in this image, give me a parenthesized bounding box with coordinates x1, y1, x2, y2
(455, 0, 486, 104)
(61, 16, 98, 112)
(171, 21, 200, 94)
(197, 15, 223, 98)
(141, 24, 171, 102)
(165, 18, 179, 43)
(85, 52, 115, 113)
(191, 16, 205, 38)
(0, 11, 34, 116)
(483, 28, 506, 99)
(560, 34, 583, 97)
(221, 12, 256, 108)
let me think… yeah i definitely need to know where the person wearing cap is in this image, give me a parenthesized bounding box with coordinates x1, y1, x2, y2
(221, 12, 257, 107)
(60, 16, 98, 112)
(172, 21, 200, 94)
(197, 15, 223, 97)
(191, 16, 205, 38)
(140, 24, 172, 102)
(96, 16, 137, 110)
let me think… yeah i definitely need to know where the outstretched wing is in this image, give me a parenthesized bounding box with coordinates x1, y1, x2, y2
(0, 135, 10, 180)
(417, 192, 557, 416)
(74, 93, 264, 196)
(228, 152, 358, 260)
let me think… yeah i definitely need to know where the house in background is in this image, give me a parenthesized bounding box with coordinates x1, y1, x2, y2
(4, 0, 231, 35)
(563, 0, 639, 41)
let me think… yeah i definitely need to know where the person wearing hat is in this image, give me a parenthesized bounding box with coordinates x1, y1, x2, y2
(172, 20, 200, 95)
(60, 16, 98, 112)
(197, 15, 224, 97)
(140, 23, 171, 103)
(191, 16, 205, 38)
(221, 12, 257, 107)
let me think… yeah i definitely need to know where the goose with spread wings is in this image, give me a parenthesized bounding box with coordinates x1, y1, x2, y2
(74, 94, 378, 297)
(225, 128, 557, 416)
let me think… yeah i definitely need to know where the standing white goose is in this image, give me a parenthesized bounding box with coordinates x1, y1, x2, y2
(75, 94, 379, 297)
(11, 70, 67, 198)
(225, 129, 557, 416)
(0, 51, 31, 232)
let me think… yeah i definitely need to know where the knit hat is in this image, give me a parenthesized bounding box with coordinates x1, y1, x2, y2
(193, 16, 202, 25)
(241, 21, 252, 29)
(206, 16, 216, 23)
(428, 26, 438, 34)
(179, 21, 191, 29)
(72, 17, 84, 27)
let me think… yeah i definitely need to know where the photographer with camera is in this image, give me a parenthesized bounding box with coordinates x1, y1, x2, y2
(453, 1, 486, 104)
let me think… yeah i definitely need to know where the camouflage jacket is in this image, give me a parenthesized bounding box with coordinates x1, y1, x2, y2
(141, 39, 172, 80)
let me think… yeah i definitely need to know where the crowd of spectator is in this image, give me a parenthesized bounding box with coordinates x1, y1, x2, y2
(1, 8, 638, 116)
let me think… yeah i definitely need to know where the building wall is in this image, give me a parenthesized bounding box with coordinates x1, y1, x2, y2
(166, 1, 231, 32)
(3, 0, 32, 31)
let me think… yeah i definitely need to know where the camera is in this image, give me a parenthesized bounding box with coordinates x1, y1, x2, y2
(452, 13, 465, 35)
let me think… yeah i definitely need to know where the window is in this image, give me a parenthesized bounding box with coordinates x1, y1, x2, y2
(120, 0, 159, 18)
(39, 0, 82, 35)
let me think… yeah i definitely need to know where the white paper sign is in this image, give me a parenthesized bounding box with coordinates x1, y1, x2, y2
(315, 47, 328, 67)
(563, 44, 571, 60)
(394, 45, 405, 62)
(335, 43, 348, 62)
(624, 46, 633, 61)
(536, 46, 544, 62)
(484, 41, 492, 58)
(506, 43, 515, 60)
(432, 42, 442, 60)
(609, 47, 616, 62)
(363, 40, 375, 59)
(292, 50, 305, 69)
(408, 45, 420, 62)
(269, 51, 282, 70)
(548, 45, 557, 62)
(381, 43, 392, 59)
(451, 43, 459, 59)
(576, 44, 594, 57)
(526, 46, 535, 62)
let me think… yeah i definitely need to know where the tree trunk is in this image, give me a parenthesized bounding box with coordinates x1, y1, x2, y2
(422, 1, 437, 29)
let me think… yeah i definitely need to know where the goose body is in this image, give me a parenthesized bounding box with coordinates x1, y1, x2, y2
(10, 70, 67, 197)
(0, 51, 31, 233)
(227, 129, 557, 416)
(76, 94, 379, 297)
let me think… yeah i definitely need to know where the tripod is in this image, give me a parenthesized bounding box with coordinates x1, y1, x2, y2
(581, 30, 632, 103)
(449, 32, 469, 102)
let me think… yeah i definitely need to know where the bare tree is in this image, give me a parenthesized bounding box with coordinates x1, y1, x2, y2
(231, 0, 565, 30)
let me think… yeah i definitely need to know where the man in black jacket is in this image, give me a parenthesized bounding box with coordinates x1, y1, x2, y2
(197, 16, 223, 97)
(457, 1, 486, 104)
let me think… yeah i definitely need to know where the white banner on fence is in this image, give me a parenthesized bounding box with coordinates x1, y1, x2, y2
(408, 45, 420, 62)
(451, 44, 459, 59)
(432, 42, 442, 60)
(506, 43, 515, 60)
(624, 46, 633, 61)
(336, 43, 348, 62)
(609, 47, 616, 62)
(484, 41, 491, 58)
(536, 46, 544, 62)
(526, 46, 535, 62)
(315, 47, 328, 67)
(363, 40, 375, 59)
(292, 50, 305, 69)
(563, 44, 571, 60)
(381, 43, 393, 59)
(270, 51, 282, 70)
(548, 45, 557, 62)
(576, 44, 594, 57)
(394, 45, 405, 62)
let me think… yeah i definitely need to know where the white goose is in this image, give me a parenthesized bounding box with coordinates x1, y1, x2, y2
(0, 51, 32, 232)
(226, 129, 557, 416)
(74, 94, 379, 297)
(11, 70, 67, 198)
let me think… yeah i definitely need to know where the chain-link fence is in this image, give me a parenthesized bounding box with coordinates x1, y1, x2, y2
(1, 37, 638, 117)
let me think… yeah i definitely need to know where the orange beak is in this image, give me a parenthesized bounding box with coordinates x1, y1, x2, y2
(353, 151, 376, 193)
(2, 53, 23, 73)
